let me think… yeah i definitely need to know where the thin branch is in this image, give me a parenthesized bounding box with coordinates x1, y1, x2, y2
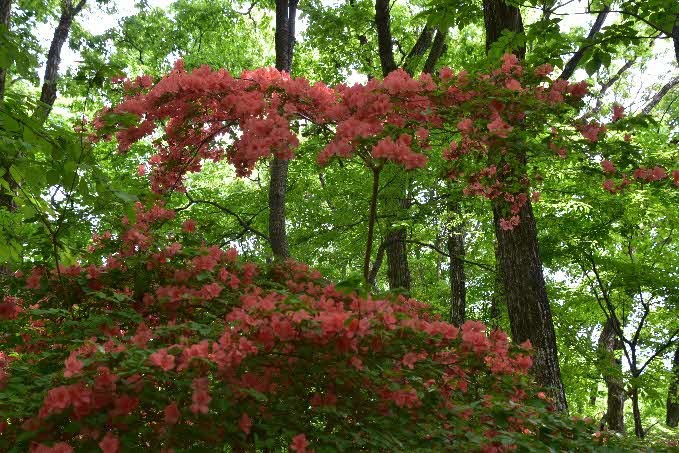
(591, 58, 637, 114)
(642, 76, 679, 114)
(559, 5, 610, 80)
(405, 239, 494, 272)
(637, 331, 679, 375)
(185, 192, 269, 241)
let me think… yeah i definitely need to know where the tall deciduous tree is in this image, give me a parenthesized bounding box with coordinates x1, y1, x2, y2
(269, 0, 298, 260)
(33, 0, 87, 123)
(481, 0, 567, 411)
(372, 0, 448, 291)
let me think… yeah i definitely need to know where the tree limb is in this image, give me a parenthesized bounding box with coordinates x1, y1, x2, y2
(33, 0, 87, 123)
(422, 27, 448, 75)
(185, 192, 269, 242)
(559, 5, 610, 80)
(405, 239, 494, 272)
(375, 0, 397, 76)
(642, 76, 679, 114)
(402, 25, 434, 76)
(591, 58, 636, 114)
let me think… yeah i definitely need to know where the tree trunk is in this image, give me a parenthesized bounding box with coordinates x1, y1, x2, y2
(447, 197, 466, 325)
(482, 0, 525, 59)
(403, 25, 434, 76)
(483, 0, 567, 411)
(374, 0, 397, 75)
(269, 0, 298, 260)
(0, 0, 11, 101)
(33, 0, 86, 123)
(381, 166, 411, 291)
(672, 16, 678, 66)
(598, 317, 625, 433)
(368, 239, 386, 288)
(489, 239, 505, 330)
(385, 228, 410, 290)
(667, 346, 679, 427)
(422, 28, 448, 75)
(373, 2, 412, 292)
(491, 196, 567, 410)
(631, 386, 645, 438)
(558, 6, 610, 80)
(268, 157, 290, 259)
(642, 76, 679, 114)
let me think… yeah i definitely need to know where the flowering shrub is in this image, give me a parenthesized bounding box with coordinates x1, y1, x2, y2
(1, 203, 622, 452)
(94, 56, 677, 231)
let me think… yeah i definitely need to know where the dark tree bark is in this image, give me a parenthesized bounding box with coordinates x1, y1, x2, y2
(673, 15, 679, 65)
(667, 346, 679, 427)
(642, 76, 679, 114)
(385, 227, 410, 290)
(373, 3, 415, 292)
(483, 0, 567, 411)
(491, 195, 567, 410)
(598, 317, 625, 433)
(364, 167, 381, 283)
(269, 0, 298, 260)
(482, 0, 525, 59)
(375, 0, 397, 75)
(631, 386, 645, 438)
(558, 6, 610, 80)
(0, 0, 11, 101)
(447, 197, 466, 325)
(422, 27, 448, 75)
(368, 239, 386, 288)
(402, 25, 434, 76)
(33, 0, 87, 123)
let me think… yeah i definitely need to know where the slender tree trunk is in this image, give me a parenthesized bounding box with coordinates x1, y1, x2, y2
(631, 385, 645, 438)
(32, 0, 86, 123)
(672, 15, 679, 66)
(0, 0, 11, 102)
(482, 0, 567, 411)
(447, 197, 466, 325)
(364, 168, 381, 283)
(368, 239, 386, 288)
(381, 167, 411, 291)
(422, 28, 448, 75)
(269, 0, 298, 260)
(667, 346, 679, 427)
(642, 76, 679, 114)
(558, 6, 610, 80)
(598, 317, 625, 433)
(403, 25, 434, 76)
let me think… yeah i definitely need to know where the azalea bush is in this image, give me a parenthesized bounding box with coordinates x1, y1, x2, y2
(2, 57, 674, 452)
(0, 201, 624, 452)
